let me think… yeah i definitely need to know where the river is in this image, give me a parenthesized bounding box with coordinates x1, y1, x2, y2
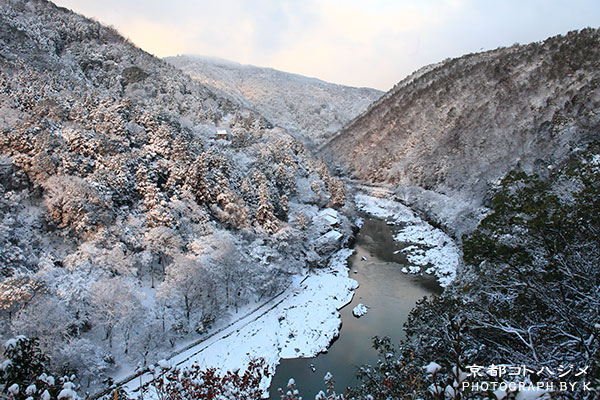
(268, 216, 442, 398)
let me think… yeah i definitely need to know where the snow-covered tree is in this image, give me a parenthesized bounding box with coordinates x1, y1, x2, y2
(159, 255, 209, 325)
(0, 276, 43, 322)
(89, 278, 141, 350)
(253, 171, 279, 233)
(43, 175, 113, 238)
(142, 227, 184, 288)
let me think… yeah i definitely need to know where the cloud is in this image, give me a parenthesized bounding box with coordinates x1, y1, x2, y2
(54, 0, 600, 90)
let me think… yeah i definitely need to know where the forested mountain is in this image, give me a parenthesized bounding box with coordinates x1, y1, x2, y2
(319, 29, 600, 400)
(322, 28, 600, 235)
(166, 55, 383, 149)
(0, 0, 351, 388)
(2, 0, 599, 398)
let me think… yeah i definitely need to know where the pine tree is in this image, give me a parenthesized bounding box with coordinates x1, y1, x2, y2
(253, 171, 278, 234)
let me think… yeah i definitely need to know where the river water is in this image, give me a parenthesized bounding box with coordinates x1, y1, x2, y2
(269, 216, 442, 398)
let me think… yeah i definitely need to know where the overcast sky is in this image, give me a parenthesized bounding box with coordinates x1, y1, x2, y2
(54, 0, 600, 91)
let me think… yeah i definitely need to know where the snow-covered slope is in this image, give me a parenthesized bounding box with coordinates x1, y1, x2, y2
(0, 0, 354, 389)
(322, 28, 600, 234)
(166, 55, 383, 149)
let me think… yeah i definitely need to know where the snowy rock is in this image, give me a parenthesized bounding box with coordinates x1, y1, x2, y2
(57, 387, 77, 400)
(423, 361, 442, 374)
(354, 217, 364, 228)
(315, 230, 344, 254)
(58, 382, 78, 400)
(428, 384, 443, 396)
(444, 385, 456, 399)
(352, 303, 368, 317)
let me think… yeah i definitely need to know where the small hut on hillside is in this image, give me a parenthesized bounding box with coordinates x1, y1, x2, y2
(215, 128, 230, 140)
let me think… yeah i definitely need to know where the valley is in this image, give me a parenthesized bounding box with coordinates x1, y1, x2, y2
(0, 1, 598, 400)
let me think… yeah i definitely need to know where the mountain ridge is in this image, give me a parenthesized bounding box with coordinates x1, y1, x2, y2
(166, 54, 383, 149)
(321, 27, 600, 234)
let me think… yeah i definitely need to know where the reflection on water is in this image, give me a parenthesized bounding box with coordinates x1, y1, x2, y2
(269, 217, 441, 398)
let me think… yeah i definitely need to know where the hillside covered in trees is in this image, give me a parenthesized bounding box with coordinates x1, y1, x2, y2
(322, 28, 600, 237)
(0, 0, 352, 389)
(319, 28, 600, 400)
(166, 55, 383, 149)
(1, 1, 599, 400)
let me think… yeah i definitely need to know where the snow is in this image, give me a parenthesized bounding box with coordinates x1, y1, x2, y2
(314, 208, 340, 226)
(494, 389, 508, 400)
(354, 217, 364, 228)
(428, 384, 443, 395)
(4, 335, 26, 349)
(445, 385, 456, 399)
(322, 230, 343, 242)
(58, 383, 78, 400)
(38, 374, 54, 386)
(423, 361, 442, 374)
(354, 193, 419, 224)
(352, 303, 368, 317)
(394, 225, 459, 287)
(123, 248, 357, 397)
(355, 192, 459, 287)
(166, 55, 382, 148)
(8, 384, 19, 395)
(26, 385, 37, 395)
(0, 359, 12, 371)
(57, 388, 77, 400)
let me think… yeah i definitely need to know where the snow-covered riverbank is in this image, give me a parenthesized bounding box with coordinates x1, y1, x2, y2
(122, 248, 357, 397)
(119, 189, 459, 398)
(355, 191, 460, 287)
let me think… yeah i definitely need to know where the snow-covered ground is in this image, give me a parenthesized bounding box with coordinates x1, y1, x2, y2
(355, 191, 460, 287)
(122, 248, 357, 397)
